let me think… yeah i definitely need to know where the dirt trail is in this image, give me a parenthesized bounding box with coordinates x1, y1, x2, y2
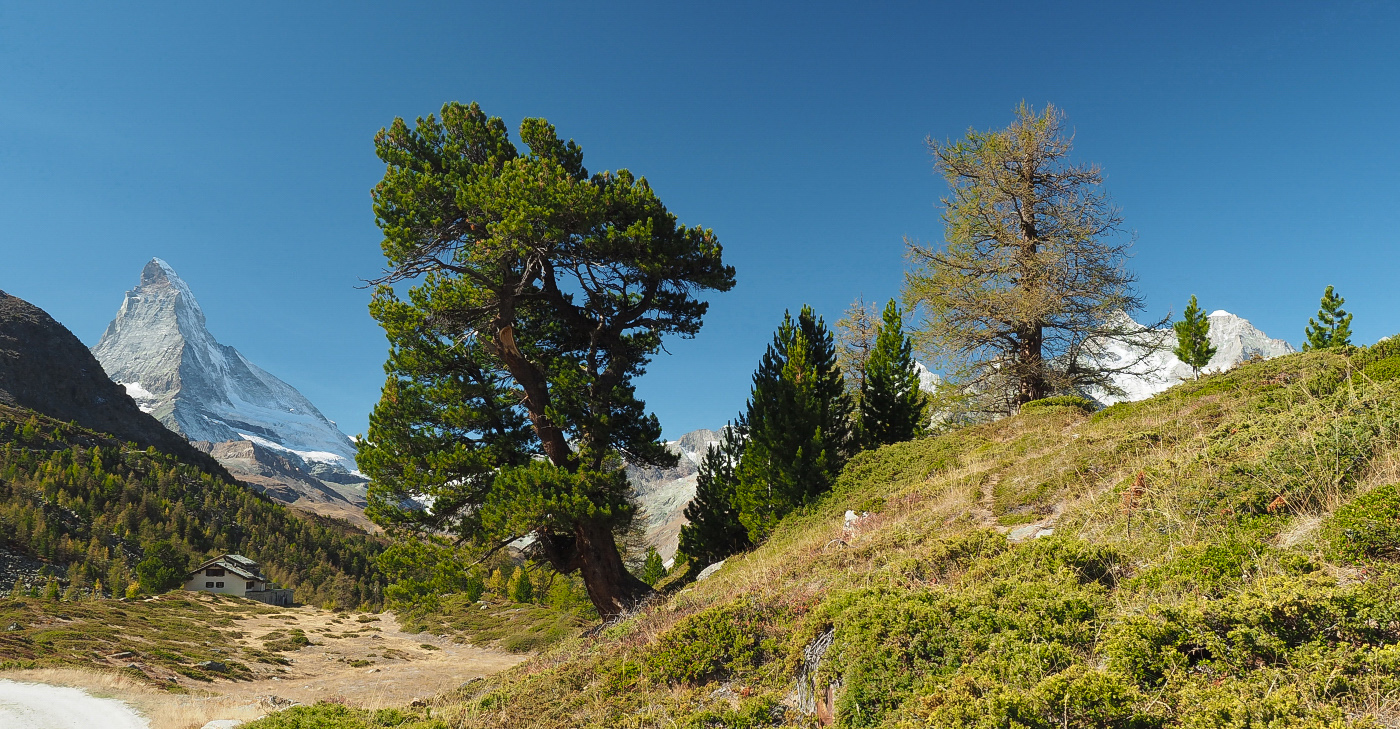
(0, 678, 148, 729)
(971, 471, 1000, 526)
(969, 469, 1062, 542)
(201, 606, 526, 709)
(0, 603, 527, 728)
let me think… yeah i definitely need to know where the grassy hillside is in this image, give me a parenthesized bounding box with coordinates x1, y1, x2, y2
(0, 403, 385, 609)
(247, 343, 1400, 729)
(0, 591, 281, 681)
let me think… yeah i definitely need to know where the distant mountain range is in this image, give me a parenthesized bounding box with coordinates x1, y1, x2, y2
(90, 259, 370, 527)
(1091, 311, 1296, 404)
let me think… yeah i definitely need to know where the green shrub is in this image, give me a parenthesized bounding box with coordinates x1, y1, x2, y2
(1026, 666, 1144, 729)
(241, 702, 446, 729)
(1325, 484, 1400, 562)
(819, 568, 1107, 727)
(1089, 401, 1135, 423)
(644, 601, 772, 684)
(677, 695, 780, 729)
(977, 535, 1122, 587)
(1353, 335, 1400, 370)
(1362, 356, 1400, 382)
(1020, 395, 1097, 414)
(1168, 675, 1347, 729)
(1106, 572, 1400, 688)
(1125, 543, 1261, 598)
(263, 629, 310, 652)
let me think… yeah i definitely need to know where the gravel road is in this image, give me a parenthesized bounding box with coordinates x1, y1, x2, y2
(0, 679, 148, 728)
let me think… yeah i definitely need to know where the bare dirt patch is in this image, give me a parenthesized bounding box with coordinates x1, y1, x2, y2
(2, 601, 526, 728)
(204, 605, 526, 709)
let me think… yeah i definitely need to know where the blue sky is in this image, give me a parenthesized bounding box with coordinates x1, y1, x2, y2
(3, 2, 1398, 438)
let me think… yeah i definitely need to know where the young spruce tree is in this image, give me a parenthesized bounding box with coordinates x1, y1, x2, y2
(1304, 285, 1354, 351)
(733, 306, 855, 542)
(861, 299, 926, 447)
(638, 548, 666, 586)
(677, 426, 752, 566)
(1172, 295, 1216, 380)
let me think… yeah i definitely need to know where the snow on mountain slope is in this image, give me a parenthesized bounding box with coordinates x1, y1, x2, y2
(1092, 311, 1295, 405)
(91, 259, 366, 505)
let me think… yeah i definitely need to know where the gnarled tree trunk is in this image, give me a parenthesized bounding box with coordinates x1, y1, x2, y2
(574, 519, 651, 618)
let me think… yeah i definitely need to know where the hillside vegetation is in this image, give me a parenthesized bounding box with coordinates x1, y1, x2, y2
(0, 403, 385, 609)
(251, 343, 1400, 728)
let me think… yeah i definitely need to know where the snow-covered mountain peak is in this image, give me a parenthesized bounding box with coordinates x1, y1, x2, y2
(131, 257, 209, 331)
(92, 259, 362, 482)
(1091, 311, 1295, 405)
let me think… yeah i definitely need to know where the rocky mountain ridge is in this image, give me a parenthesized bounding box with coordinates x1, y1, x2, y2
(190, 439, 373, 530)
(627, 428, 722, 563)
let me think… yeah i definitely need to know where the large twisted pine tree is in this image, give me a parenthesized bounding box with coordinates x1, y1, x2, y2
(357, 102, 734, 618)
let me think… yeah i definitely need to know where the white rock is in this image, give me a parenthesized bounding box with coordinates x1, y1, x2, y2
(202, 721, 244, 729)
(695, 560, 726, 582)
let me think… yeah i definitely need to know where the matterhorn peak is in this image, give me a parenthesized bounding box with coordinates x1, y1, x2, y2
(92, 259, 361, 479)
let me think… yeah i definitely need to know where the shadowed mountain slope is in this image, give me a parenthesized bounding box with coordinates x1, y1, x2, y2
(0, 288, 229, 478)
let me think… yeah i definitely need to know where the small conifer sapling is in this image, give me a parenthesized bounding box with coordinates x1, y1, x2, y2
(638, 548, 666, 586)
(861, 299, 926, 447)
(1304, 285, 1354, 351)
(1172, 295, 1216, 379)
(677, 426, 753, 565)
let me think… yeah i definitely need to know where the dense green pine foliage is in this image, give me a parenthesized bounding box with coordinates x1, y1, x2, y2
(359, 101, 735, 617)
(0, 405, 384, 609)
(733, 306, 855, 541)
(1172, 294, 1216, 379)
(677, 427, 752, 566)
(638, 548, 666, 586)
(1304, 285, 1354, 351)
(859, 299, 925, 447)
